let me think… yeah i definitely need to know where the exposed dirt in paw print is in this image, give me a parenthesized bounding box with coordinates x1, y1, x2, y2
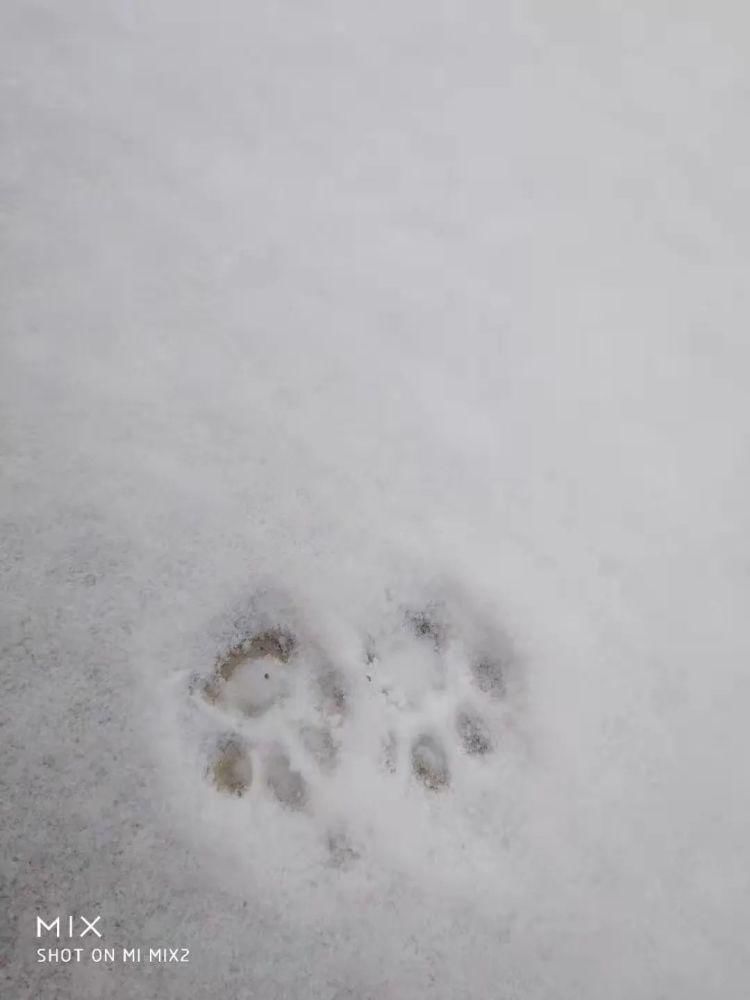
(470, 655, 506, 699)
(210, 737, 253, 797)
(188, 585, 523, 869)
(411, 733, 450, 790)
(456, 707, 493, 756)
(216, 628, 295, 681)
(404, 604, 446, 649)
(202, 627, 297, 717)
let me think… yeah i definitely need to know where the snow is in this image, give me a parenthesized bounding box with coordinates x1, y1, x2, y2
(2, 2, 750, 998)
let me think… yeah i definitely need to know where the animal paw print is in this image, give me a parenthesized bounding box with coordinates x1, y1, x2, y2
(202, 627, 296, 718)
(196, 618, 318, 811)
(365, 600, 511, 794)
(190, 588, 520, 866)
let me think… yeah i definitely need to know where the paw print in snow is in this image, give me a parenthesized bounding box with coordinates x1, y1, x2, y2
(190, 588, 520, 866)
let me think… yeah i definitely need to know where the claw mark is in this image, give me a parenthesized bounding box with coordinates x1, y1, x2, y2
(383, 731, 398, 773)
(364, 634, 377, 665)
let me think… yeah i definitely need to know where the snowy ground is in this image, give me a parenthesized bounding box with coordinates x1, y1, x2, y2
(2, 2, 750, 998)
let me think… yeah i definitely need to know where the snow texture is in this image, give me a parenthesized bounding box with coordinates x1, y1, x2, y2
(2, 2, 750, 998)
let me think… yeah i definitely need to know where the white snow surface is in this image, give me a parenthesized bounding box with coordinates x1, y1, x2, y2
(2, 2, 750, 998)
